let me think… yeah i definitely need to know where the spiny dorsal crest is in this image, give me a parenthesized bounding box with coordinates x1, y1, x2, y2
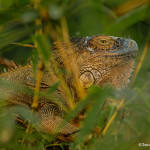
(0, 57, 31, 74)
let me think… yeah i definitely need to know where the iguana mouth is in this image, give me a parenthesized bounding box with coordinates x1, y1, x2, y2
(103, 50, 137, 60)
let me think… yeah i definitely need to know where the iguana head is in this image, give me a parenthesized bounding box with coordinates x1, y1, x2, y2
(71, 35, 138, 88)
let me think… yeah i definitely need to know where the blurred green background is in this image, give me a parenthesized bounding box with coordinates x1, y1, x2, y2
(0, 0, 150, 150)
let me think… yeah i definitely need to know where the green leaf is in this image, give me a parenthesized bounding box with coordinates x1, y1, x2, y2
(35, 35, 51, 65)
(14, 106, 37, 125)
(107, 103, 117, 121)
(0, 0, 16, 8)
(65, 86, 111, 122)
(98, 110, 107, 128)
(47, 81, 60, 94)
(0, 26, 35, 52)
(71, 86, 113, 149)
(0, 109, 15, 144)
(108, 5, 150, 33)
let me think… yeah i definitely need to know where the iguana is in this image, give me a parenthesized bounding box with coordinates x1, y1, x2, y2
(0, 35, 138, 141)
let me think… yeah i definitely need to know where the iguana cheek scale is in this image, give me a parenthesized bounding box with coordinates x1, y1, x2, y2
(0, 35, 138, 141)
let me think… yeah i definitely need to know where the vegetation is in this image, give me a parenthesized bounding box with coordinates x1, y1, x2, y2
(0, 0, 150, 149)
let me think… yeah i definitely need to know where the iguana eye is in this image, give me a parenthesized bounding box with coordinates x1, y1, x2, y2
(99, 39, 109, 45)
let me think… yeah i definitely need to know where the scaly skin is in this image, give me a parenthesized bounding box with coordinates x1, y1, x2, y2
(0, 35, 138, 141)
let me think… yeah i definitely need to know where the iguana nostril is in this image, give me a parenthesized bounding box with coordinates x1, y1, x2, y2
(129, 40, 133, 46)
(128, 40, 138, 51)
